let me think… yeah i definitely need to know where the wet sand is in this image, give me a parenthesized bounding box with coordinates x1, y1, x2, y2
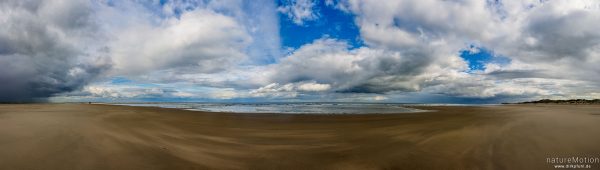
(0, 104, 599, 169)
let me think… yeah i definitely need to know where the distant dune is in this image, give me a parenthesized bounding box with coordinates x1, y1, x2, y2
(0, 104, 599, 169)
(508, 99, 600, 104)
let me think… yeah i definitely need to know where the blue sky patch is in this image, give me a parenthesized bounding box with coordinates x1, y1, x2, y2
(277, 0, 362, 49)
(459, 45, 511, 71)
(109, 77, 159, 88)
(110, 77, 133, 84)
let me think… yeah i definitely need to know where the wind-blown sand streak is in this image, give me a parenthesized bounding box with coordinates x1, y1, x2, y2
(0, 104, 599, 169)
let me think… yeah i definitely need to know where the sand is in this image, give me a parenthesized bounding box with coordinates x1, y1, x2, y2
(0, 104, 599, 169)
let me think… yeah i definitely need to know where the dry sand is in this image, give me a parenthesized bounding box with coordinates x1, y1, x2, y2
(0, 104, 599, 169)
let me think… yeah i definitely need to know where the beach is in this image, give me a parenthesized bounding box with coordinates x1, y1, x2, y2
(0, 104, 599, 169)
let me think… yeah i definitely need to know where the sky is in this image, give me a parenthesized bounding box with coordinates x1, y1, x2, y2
(1, 0, 600, 103)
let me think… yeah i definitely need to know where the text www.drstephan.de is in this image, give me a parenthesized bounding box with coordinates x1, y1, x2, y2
(553, 164, 592, 169)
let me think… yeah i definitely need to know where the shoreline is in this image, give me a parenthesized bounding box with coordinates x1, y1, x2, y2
(97, 102, 500, 115)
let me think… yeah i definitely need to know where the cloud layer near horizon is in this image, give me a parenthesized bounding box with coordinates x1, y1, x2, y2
(2, 0, 600, 103)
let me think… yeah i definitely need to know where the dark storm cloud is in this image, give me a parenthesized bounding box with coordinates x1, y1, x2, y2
(523, 11, 600, 61)
(0, 0, 111, 102)
(484, 70, 550, 79)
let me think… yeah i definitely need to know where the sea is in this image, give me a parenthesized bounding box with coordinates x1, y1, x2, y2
(109, 102, 480, 114)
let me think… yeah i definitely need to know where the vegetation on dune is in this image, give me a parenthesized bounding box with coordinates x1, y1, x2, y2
(506, 99, 600, 104)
